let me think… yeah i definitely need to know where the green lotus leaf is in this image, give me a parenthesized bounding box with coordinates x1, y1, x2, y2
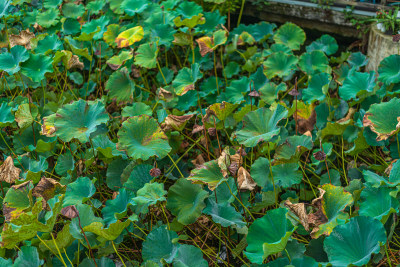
(106, 158, 129, 190)
(69, 204, 103, 244)
(132, 182, 167, 214)
(174, 13, 205, 29)
(106, 67, 135, 102)
(123, 164, 154, 193)
(378, 54, 400, 85)
(102, 188, 135, 225)
(54, 99, 109, 143)
(347, 51, 368, 69)
(176, 0, 202, 18)
(245, 208, 295, 264)
(115, 26, 144, 48)
(38, 223, 72, 253)
(206, 102, 239, 123)
(15, 103, 37, 130)
(302, 72, 331, 104)
(122, 103, 152, 117)
(220, 76, 250, 104)
(63, 177, 96, 207)
(0, 45, 29, 74)
(324, 216, 386, 266)
(359, 185, 399, 223)
(363, 98, 400, 141)
(0, 258, 12, 266)
(142, 226, 179, 264)
(151, 24, 176, 49)
(135, 42, 159, 69)
(2, 195, 63, 249)
(64, 37, 92, 61)
(0, 102, 14, 126)
(166, 178, 208, 225)
(55, 152, 75, 176)
(231, 21, 275, 42)
(273, 22, 305, 50)
(274, 135, 313, 162)
(92, 134, 125, 159)
(298, 50, 329, 74)
(20, 53, 54, 82)
(35, 34, 63, 54)
(235, 105, 288, 147)
(172, 63, 203, 95)
(62, 3, 85, 18)
(88, 221, 131, 241)
(121, 0, 148, 16)
(311, 184, 353, 238)
(3, 181, 33, 221)
(36, 9, 59, 28)
(62, 18, 81, 35)
(117, 115, 171, 160)
(251, 157, 274, 191)
(272, 162, 303, 188)
(306, 34, 338, 55)
(13, 246, 44, 267)
(80, 257, 115, 267)
(187, 159, 226, 190)
(203, 199, 246, 228)
(20, 156, 48, 183)
(263, 52, 298, 79)
(339, 70, 375, 101)
(106, 50, 133, 70)
(173, 244, 208, 267)
(86, 0, 105, 14)
(0, 0, 10, 18)
(259, 82, 286, 105)
(291, 256, 319, 267)
(82, 16, 109, 40)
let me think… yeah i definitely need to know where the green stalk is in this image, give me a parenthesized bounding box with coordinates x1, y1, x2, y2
(237, 0, 246, 27)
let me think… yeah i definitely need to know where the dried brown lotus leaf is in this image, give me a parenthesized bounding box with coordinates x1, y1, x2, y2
(9, 29, 35, 49)
(0, 157, 21, 184)
(61, 205, 79, 219)
(164, 114, 194, 131)
(237, 167, 256, 191)
(192, 124, 204, 134)
(32, 177, 65, 209)
(191, 154, 206, 168)
(217, 149, 230, 177)
(68, 55, 84, 70)
(158, 87, 174, 101)
(285, 199, 309, 231)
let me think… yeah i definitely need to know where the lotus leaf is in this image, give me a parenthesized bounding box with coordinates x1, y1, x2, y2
(115, 26, 144, 48)
(135, 42, 159, 69)
(263, 52, 298, 79)
(20, 53, 54, 82)
(166, 178, 208, 225)
(63, 177, 96, 207)
(306, 34, 338, 55)
(363, 98, 400, 141)
(245, 208, 295, 264)
(324, 216, 386, 266)
(298, 50, 329, 74)
(0, 45, 29, 74)
(54, 99, 109, 143)
(117, 115, 171, 160)
(106, 67, 135, 102)
(235, 105, 288, 147)
(142, 227, 179, 264)
(273, 23, 305, 50)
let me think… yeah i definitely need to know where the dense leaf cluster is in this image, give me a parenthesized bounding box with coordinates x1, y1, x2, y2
(1, 0, 400, 266)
